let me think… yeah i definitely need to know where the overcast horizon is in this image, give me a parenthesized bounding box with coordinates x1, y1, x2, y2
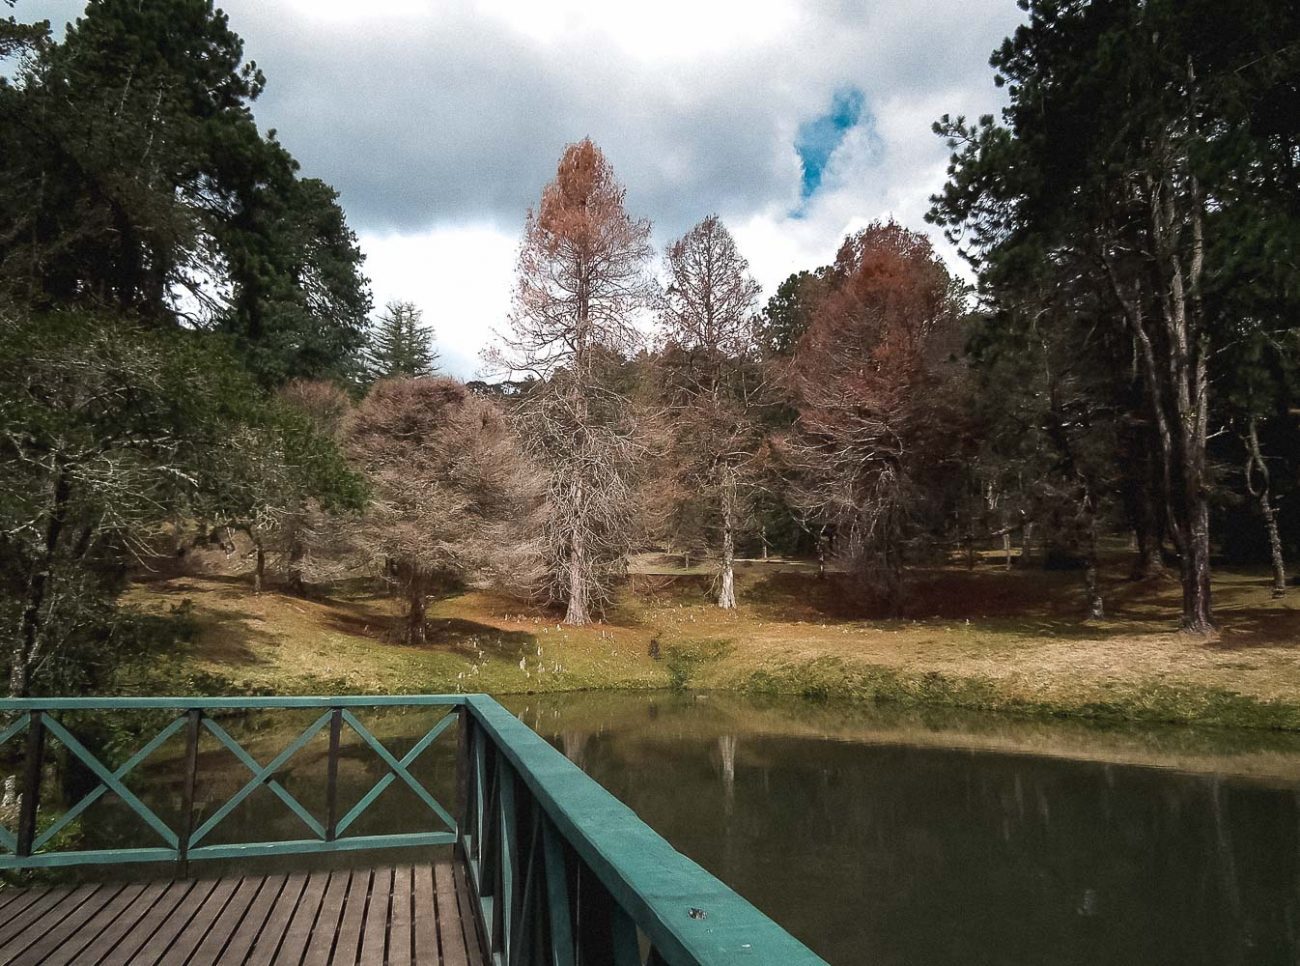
(25, 0, 1026, 376)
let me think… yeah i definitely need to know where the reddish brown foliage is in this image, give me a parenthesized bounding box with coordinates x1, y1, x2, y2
(785, 221, 967, 604)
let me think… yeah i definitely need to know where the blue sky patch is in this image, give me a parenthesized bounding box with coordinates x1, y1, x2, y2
(794, 88, 868, 210)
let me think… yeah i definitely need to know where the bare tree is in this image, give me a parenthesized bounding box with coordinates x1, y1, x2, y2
(656, 215, 763, 608)
(345, 377, 542, 644)
(486, 138, 654, 625)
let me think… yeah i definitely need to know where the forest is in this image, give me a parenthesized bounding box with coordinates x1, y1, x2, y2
(1, 0, 1298, 707)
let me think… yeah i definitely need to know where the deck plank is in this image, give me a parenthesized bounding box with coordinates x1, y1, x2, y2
(333, 869, 371, 966)
(53, 881, 151, 965)
(154, 875, 242, 966)
(266, 868, 330, 966)
(131, 878, 219, 966)
(451, 858, 486, 966)
(246, 872, 317, 966)
(299, 869, 351, 966)
(99, 879, 202, 966)
(0, 884, 90, 958)
(388, 866, 413, 966)
(0, 861, 485, 965)
(69, 880, 171, 965)
(186, 874, 275, 966)
(412, 864, 438, 965)
(435, 863, 471, 966)
(358, 867, 392, 965)
(8, 882, 123, 965)
(0, 886, 33, 914)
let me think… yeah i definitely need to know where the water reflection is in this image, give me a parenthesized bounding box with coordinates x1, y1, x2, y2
(506, 692, 1300, 966)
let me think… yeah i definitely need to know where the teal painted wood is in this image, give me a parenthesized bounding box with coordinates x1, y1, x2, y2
(611, 904, 642, 966)
(460, 694, 827, 966)
(0, 833, 458, 869)
(0, 711, 29, 745)
(0, 695, 465, 711)
(188, 710, 332, 847)
(33, 715, 187, 851)
(0, 699, 463, 871)
(335, 709, 456, 834)
(497, 754, 517, 962)
(41, 715, 180, 849)
(1, 693, 826, 965)
(540, 818, 574, 966)
(200, 715, 326, 839)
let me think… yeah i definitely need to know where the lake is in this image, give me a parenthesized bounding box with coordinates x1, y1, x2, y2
(39, 691, 1300, 964)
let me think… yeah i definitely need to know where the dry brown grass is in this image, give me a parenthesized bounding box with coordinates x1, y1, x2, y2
(127, 554, 1300, 728)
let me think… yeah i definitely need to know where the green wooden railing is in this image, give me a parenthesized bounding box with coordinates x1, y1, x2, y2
(0, 694, 826, 965)
(0, 695, 463, 869)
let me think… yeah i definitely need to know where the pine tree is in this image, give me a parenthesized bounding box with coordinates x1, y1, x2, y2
(366, 301, 438, 381)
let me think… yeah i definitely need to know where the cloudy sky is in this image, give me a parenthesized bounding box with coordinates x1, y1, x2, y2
(30, 0, 1024, 375)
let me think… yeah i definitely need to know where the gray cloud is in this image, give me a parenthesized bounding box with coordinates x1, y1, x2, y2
(16, 0, 1023, 243)
(24, 0, 1024, 317)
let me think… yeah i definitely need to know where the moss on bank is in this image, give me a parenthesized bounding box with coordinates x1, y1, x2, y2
(735, 657, 1300, 732)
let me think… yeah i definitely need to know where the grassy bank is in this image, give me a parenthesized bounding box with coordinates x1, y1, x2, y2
(123, 555, 1300, 731)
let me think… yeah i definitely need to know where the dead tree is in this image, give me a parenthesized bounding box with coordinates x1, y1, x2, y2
(656, 215, 764, 609)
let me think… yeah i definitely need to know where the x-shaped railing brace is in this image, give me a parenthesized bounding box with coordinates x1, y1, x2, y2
(1, 707, 457, 856)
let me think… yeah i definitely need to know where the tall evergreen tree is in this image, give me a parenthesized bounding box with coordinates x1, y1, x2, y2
(366, 301, 439, 381)
(0, 0, 371, 385)
(930, 0, 1300, 633)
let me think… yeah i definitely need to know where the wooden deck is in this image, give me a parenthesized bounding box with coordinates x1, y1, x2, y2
(0, 861, 486, 965)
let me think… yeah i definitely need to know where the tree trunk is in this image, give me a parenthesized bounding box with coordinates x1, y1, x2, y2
(287, 538, 306, 596)
(1084, 520, 1104, 621)
(718, 472, 737, 609)
(406, 576, 428, 645)
(565, 536, 591, 626)
(1132, 525, 1168, 581)
(1103, 162, 1213, 634)
(14, 468, 70, 702)
(4, 610, 31, 815)
(1021, 521, 1035, 567)
(1127, 442, 1169, 580)
(253, 540, 265, 595)
(1002, 530, 1013, 571)
(1245, 418, 1287, 598)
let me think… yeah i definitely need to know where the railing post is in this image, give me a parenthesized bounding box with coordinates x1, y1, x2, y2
(455, 705, 470, 836)
(176, 707, 202, 876)
(15, 710, 44, 858)
(497, 756, 517, 962)
(325, 707, 342, 840)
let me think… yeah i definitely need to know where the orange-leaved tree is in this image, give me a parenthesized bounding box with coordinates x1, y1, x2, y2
(487, 138, 654, 625)
(785, 221, 967, 609)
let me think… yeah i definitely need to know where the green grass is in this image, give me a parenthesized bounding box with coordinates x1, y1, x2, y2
(122, 554, 1300, 732)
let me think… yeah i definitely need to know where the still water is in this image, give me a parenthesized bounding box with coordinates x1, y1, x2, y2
(50, 692, 1300, 964)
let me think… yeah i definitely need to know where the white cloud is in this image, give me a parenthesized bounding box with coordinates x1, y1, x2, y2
(360, 224, 518, 378)
(475, 0, 801, 60)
